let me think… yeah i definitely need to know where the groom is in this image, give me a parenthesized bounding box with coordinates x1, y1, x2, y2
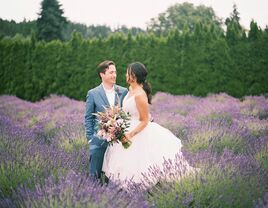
(85, 60, 128, 180)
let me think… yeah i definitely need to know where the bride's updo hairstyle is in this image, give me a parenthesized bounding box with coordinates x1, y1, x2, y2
(127, 62, 152, 104)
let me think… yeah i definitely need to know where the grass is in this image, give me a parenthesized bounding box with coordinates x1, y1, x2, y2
(148, 165, 264, 208)
(255, 148, 268, 171)
(211, 135, 247, 154)
(60, 136, 88, 153)
(185, 130, 218, 153)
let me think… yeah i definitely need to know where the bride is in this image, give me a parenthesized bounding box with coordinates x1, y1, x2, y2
(102, 62, 195, 187)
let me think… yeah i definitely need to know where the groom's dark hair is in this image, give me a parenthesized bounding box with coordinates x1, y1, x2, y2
(97, 60, 115, 79)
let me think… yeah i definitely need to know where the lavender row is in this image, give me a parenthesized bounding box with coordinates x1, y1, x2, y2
(0, 93, 267, 207)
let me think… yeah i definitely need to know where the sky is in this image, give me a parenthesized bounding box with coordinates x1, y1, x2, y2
(0, 0, 267, 30)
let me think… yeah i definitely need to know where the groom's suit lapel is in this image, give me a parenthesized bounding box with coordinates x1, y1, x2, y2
(114, 85, 120, 106)
(97, 84, 110, 107)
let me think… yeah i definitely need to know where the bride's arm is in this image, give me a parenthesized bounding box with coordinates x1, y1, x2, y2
(124, 93, 149, 140)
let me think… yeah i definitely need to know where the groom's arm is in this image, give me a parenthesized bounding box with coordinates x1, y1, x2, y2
(85, 90, 95, 142)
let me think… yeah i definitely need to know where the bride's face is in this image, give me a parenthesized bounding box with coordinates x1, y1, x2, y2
(126, 72, 130, 84)
(126, 70, 134, 84)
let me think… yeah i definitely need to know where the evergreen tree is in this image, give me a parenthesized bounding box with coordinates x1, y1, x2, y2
(225, 4, 245, 44)
(248, 20, 261, 41)
(36, 0, 67, 41)
(0, 18, 36, 38)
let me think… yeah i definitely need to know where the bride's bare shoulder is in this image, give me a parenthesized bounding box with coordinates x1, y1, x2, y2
(135, 90, 147, 102)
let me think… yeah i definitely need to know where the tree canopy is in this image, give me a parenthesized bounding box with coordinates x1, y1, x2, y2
(147, 2, 223, 36)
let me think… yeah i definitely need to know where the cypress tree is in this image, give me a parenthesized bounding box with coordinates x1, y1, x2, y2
(36, 0, 67, 41)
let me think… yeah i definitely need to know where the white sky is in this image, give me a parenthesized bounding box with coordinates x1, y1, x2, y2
(0, 0, 267, 30)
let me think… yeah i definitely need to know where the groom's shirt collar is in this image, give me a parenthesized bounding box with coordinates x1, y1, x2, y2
(101, 83, 115, 93)
(101, 83, 115, 106)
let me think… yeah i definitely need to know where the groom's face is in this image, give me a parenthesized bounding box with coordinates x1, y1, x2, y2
(101, 64, 117, 85)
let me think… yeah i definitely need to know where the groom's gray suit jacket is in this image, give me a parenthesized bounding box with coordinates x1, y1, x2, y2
(85, 84, 128, 151)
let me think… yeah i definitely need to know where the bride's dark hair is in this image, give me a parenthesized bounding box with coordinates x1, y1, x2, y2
(127, 62, 152, 104)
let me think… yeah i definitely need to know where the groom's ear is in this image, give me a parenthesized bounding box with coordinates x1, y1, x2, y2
(100, 71, 107, 79)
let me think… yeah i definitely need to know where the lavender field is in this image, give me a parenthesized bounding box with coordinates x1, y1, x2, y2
(0, 92, 268, 207)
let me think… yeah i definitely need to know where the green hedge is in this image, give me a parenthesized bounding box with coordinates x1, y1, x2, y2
(1, 30, 268, 101)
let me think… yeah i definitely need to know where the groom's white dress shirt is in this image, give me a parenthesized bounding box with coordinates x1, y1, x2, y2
(102, 84, 115, 106)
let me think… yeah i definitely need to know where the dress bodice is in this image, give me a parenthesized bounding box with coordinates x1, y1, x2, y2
(122, 93, 140, 120)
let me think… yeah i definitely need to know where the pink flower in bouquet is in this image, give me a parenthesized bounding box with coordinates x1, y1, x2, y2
(117, 119, 124, 125)
(93, 106, 131, 148)
(105, 133, 113, 142)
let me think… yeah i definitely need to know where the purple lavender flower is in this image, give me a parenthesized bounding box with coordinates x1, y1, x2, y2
(1, 92, 268, 207)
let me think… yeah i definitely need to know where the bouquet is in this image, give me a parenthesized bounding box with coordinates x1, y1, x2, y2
(94, 106, 131, 148)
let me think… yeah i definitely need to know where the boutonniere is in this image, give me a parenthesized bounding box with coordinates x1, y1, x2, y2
(115, 86, 121, 106)
(115, 86, 121, 96)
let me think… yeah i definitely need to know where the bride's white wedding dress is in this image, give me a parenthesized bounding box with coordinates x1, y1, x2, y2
(102, 93, 195, 187)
